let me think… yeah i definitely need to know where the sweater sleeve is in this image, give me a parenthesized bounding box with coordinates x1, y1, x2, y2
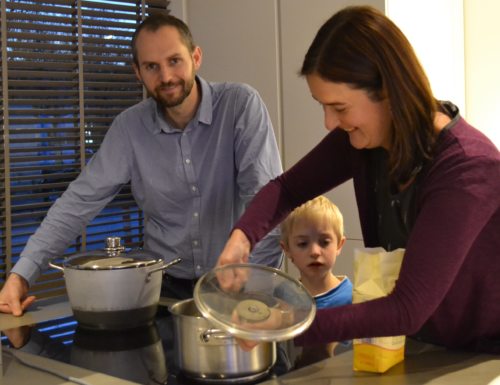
(295, 130, 500, 347)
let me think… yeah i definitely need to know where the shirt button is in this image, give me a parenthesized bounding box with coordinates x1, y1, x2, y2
(191, 185, 197, 192)
(196, 265, 201, 270)
(185, 158, 191, 164)
(193, 240, 198, 246)
(193, 212, 199, 217)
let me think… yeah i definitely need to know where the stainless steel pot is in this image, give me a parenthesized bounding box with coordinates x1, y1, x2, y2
(169, 298, 276, 382)
(49, 237, 181, 329)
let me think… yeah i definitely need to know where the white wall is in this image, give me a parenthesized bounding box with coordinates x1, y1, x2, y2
(386, 0, 465, 114)
(386, 0, 499, 149)
(464, 0, 500, 148)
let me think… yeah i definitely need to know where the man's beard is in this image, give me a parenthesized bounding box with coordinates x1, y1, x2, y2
(153, 76, 195, 108)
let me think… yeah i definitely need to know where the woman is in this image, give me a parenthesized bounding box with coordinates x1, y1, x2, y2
(217, 6, 500, 353)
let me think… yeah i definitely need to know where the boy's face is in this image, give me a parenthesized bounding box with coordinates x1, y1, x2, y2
(281, 217, 345, 281)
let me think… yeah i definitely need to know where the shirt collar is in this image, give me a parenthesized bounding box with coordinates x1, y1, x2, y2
(196, 76, 213, 126)
(146, 75, 213, 134)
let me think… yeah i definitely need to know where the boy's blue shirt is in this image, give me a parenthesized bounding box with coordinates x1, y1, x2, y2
(314, 276, 353, 309)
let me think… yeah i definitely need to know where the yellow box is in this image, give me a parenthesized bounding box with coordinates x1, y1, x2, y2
(353, 336, 405, 373)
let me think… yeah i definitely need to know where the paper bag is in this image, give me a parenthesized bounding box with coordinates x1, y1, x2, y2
(352, 247, 405, 373)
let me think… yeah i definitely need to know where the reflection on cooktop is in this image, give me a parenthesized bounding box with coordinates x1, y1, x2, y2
(1, 306, 292, 385)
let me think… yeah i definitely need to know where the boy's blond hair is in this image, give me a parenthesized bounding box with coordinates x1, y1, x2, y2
(280, 196, 344, 247)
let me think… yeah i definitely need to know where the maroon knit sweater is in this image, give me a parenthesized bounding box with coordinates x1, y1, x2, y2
(235, 117, 500, 353)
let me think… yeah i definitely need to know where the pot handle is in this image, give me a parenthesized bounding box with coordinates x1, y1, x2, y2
(146, 257, 182, 281)
(201, 328, 233, 343)
(48, 260, 64, 272)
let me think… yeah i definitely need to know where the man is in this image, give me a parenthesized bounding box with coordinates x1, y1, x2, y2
(0, 14, 283, 314)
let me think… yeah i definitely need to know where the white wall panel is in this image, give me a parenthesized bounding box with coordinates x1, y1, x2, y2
(386, 0, 466, 115)
(464, 0, 500, 148)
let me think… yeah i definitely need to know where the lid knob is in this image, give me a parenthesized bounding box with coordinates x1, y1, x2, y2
(236, 299, 271, 323)
(104, 237, 125, 256)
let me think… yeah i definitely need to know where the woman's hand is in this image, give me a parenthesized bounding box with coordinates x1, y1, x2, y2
(0, 273, 36, 316)
(235, 337, 261, 352)
(215, 229, 252, 291)
(216, 229, 252, 267)
(231, 304, 293, 351)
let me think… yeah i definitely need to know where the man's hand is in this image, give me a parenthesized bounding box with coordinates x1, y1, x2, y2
(2, 325, 32, 348)
(0, 273, 36, 316)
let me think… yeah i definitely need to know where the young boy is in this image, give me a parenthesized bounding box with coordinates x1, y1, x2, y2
(280, 195, 352, 365)
(281, 195, 352, 306)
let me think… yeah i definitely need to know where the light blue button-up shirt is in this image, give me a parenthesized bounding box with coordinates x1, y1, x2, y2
(13, 77, 283, 283)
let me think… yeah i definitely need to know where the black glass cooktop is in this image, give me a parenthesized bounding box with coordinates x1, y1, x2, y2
(1, 305, 293, 385)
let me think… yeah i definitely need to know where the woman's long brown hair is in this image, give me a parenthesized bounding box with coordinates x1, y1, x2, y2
(301, 6, 439, 185)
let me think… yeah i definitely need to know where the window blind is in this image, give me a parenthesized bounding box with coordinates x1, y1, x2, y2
(0, 0, 170, 298)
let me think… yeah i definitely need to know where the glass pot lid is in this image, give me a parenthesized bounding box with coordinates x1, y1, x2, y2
(193, 264, 316, 342)
(62, 237, 162, 270)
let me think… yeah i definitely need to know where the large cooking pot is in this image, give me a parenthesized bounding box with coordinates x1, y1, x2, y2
(49, 236, 181, 330)
(169, 298, 277, 382)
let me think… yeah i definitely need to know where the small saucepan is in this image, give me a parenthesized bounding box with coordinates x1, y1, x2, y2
(49, 236, 181, 330)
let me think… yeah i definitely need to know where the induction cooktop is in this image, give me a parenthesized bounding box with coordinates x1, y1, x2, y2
(1, 304, 293, 385)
